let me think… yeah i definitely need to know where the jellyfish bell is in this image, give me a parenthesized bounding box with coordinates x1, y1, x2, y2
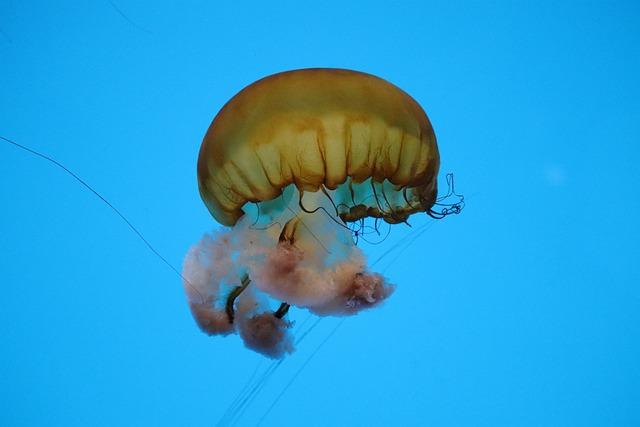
(184, 68, 441, 358)
(198, 68, 439, 227)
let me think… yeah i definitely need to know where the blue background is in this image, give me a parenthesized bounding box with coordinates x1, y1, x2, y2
(1, 1, 639, 426)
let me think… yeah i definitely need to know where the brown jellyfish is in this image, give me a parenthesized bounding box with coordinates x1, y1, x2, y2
(184, 68, 442, 358)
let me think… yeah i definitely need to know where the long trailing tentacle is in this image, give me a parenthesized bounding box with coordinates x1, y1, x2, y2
(220, 317, 323, 427)
(0, 135, 207, 304)
(256, 319, 345, 426)
(106, 0, 152, 34)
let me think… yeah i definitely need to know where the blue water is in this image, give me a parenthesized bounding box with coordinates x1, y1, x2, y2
(1, 1, 639, 426)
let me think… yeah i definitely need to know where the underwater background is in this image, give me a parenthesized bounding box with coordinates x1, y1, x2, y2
(1, 1, 639, 426)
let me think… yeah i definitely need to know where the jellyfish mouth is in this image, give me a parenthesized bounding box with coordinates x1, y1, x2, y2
(183, 183, 398, 358)
(224, 274, 291, 325)
(224, 274, 251, 324)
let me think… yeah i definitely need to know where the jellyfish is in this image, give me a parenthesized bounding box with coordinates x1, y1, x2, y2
(183, 68, 443, 358)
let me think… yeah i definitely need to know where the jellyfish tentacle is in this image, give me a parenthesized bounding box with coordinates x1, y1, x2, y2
(380, 181, 395, 214)
(370, 179, 389, 218)
(298, 189, 351, 232)
(348, 179, 357, 206)
(320, 185, 343, 220)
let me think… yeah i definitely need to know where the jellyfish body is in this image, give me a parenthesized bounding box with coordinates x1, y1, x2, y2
(184, 68, 440, 358)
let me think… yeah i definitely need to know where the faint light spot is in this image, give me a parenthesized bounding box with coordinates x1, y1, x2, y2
(544, 164, 567, 187)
